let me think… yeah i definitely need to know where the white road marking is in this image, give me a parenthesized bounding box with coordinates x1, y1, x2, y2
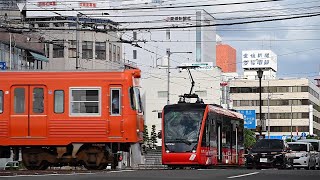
(227, 172, 259, 179)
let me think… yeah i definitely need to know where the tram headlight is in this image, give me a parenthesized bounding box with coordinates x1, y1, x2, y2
(166, 150, 170, 153)
(192, 150, 196, 153)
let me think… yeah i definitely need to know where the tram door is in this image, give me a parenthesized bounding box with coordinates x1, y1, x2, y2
(217, 122, 222, 163)
(10, 85, 47, 137)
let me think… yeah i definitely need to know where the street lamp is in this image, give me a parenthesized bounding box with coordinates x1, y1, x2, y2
(257, 68, 264, 136)
(166, 50, 192, 105)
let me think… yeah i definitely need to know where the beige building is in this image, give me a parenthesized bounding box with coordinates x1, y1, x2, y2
(26, 16, 127, 70)
(229, 78, 320, 138)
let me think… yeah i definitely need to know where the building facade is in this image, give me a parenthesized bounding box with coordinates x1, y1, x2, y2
(230, 78, 320, 138)
(216, 44, 236, 73)
(26, 16, 127, 70)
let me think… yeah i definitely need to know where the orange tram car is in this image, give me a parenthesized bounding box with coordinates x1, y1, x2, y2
(161, 96, 245, 169)
(0, 69, 144, 170)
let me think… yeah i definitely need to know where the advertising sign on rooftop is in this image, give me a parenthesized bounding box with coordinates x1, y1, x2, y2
(242, 50, 277, 71)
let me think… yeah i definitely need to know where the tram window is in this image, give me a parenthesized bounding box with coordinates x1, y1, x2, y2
(33, 88, 44, 113)
(70, 88, 100, 116)
(14, 88, 25, 113)
(54, 90, 64, 113)
(110, 89, 121, 115)
(0, 90, 3, 114)
(222, 117, 231, 148)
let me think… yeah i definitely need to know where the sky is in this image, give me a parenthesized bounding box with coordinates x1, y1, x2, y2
(26, 0, 320, 81)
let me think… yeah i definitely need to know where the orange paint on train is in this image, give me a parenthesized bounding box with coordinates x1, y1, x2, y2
(0, 69, 144, 146)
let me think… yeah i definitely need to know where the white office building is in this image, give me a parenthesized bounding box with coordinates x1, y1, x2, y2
(229, 50, 320, 139)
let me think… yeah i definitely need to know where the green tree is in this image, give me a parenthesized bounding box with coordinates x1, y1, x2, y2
(143, 125, 150, 144)
(244, 129, 256, 149)
(150, 125, 158, 148)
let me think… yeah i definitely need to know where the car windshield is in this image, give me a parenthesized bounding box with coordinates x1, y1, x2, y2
(288, 144, 307, 151)
(252, 139, 284, 150)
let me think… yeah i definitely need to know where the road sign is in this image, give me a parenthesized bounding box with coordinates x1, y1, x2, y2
(0, 62, 6, 70)
(238, 110, 256, 129)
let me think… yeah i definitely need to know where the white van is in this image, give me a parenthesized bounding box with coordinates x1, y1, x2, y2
(298, 139, 320, 169)
(288, 142, 317, 170)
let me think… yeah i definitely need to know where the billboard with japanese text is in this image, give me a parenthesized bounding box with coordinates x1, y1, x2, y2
(242, 50, 277, 71)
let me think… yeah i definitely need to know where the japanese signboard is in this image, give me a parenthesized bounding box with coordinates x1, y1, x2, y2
(38, 1, 56, 6)
(166, 16, 192, 22)
(242, 50, 277, 71)
(179, 62, 214, 71)
(238, 110, 256, 129)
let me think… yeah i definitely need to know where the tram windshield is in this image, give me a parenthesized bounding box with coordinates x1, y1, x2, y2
(164, 106, 205, 152)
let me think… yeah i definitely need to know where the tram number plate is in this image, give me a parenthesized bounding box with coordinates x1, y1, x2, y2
(260, 158, 268, 163)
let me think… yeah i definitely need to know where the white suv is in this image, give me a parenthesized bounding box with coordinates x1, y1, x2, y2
(298, 139, 320, 170)
(288, 142, 317, 170)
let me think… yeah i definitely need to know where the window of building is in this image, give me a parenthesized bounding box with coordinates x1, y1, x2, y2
(70, 88, 100, 116)
(53, 40, 64, 58)
(14, 88, 25, 113)
(166, 29, 170, 40)
(82, 41, 93, 59)
(68, 40, 76, 58)
(0, 90, 3, 114)
(133, 31, 137, 40)
(195, 90, 207, 97)
(158, 112, 162, 119)
(113, 44, 116, 61)
(95, 42, 106, 60)
(133, 50, 137, 59)
(54, 90, 64, 113)
(110, 88, 121, 115)
(33, 88, 44, 113)
(117, 46, 120, 62)
(157, 91, 167, 98)
(107, 43, 112, 61)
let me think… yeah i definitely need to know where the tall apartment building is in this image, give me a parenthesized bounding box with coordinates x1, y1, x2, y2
(230, 78, 320, 138)
(216, 44, 236, 73)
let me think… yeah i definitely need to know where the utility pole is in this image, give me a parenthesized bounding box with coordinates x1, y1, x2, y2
(267, 81, 270, 139)
(76, 14, 80, 70)
(290, 101, 293, 142)
(9, 32, 12, 70)
(166, 49, 170, 105)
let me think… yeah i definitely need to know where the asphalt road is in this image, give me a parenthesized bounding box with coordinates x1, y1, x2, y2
(1, 169, 320, 180)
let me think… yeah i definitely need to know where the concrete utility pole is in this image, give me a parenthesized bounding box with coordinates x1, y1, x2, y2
(9, 32, 12, 70)
(76, 14, 80, 70)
